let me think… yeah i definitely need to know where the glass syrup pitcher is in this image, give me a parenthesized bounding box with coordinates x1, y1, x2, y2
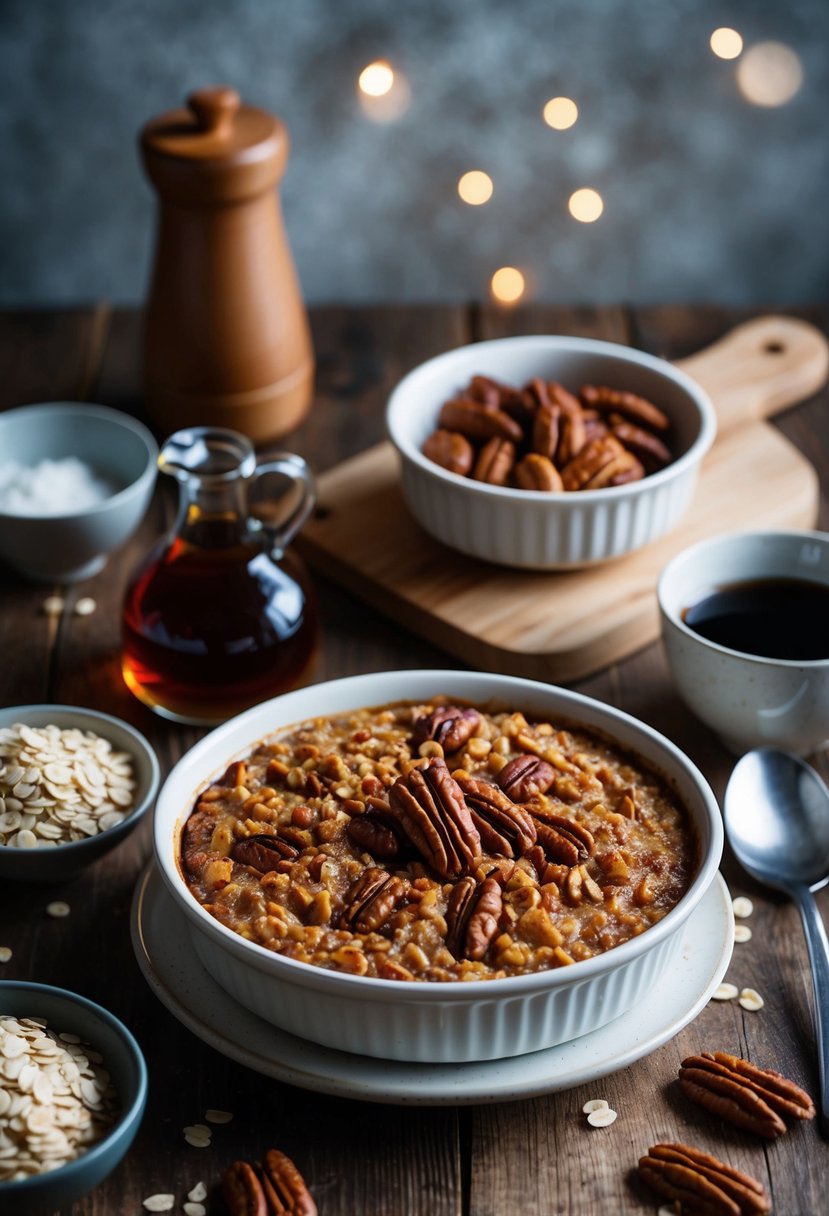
(122, 428, 317, 725)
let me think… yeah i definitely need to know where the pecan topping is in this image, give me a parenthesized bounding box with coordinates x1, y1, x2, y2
(412, 706, 481, 754)
(446, 875, 503, 961)
(346, 807, 405, 859)
(472, 436, 515, 485)
(338, 866, 409, 933)
(422, 428, 474, 476)
(530, 808, 595, 866)
(580, 383, 671, 432)
(231, 833, 299, 873)
(679, 1051, 815, 1138)
(388, 758, 481, 878)
(438, 397, 523, 443)
(222, 1160, 268, 1216)
(455, 774, 537, 857)
(497, 755, 555, 802)
(637, 1142, 771, 1216)
(260, 1149, 318, 1216)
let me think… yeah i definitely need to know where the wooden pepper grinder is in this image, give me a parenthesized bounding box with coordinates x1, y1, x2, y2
(140, 86, 314, 442)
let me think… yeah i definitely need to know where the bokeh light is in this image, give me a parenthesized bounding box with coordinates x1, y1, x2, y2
(568, 188, 604, 223)
(358, 61, 395, 97)
(357, 61, 411, 123)
(542, 97, 579, 130)
(736, 42, 803, 107)
(458, 171, 494, 205)
(490, 267, 526, 305)
(710, 28, 743, 60)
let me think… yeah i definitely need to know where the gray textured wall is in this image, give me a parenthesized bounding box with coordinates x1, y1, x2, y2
(1, 0, 827, 306)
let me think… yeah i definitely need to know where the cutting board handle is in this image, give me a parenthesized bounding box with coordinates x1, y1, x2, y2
(676, 314, 829, 435)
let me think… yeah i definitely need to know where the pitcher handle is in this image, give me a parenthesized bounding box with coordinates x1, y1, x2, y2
(251, 453, 316, 558)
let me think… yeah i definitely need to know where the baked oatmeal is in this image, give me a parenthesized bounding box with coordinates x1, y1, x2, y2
(180, 698, 697, 982)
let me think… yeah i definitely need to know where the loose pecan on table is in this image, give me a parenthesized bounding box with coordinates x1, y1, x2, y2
(412, 705, 481, 754)
(222, 1159, 268, 1216)
(455, 773, 537, 857)
(445, 874, 503, 961)
(388, 758, 481, 878)
(222, 1149, 317, 1216)
(679, 1051, 816, 1138)
(637, 1141, 770, 1216)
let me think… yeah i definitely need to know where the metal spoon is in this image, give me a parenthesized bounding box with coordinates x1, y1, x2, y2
(725, 748, 829, 1125)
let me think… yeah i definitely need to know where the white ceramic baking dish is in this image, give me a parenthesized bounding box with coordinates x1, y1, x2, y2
(386, 335, 716, 569)
(152, 670, 723, 1063)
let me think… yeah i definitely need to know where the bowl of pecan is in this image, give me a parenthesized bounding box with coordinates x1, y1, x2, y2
(152, 669, 723, 1063)
(386, 335, 716, 568)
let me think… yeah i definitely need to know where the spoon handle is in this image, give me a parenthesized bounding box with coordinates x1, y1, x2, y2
(792, 887, 829, 1125)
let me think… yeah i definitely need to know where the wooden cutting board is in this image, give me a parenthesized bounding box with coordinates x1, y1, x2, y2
(296, 316, 828, 682)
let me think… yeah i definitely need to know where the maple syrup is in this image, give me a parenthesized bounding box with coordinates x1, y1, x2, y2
(122, 429, 318, 725)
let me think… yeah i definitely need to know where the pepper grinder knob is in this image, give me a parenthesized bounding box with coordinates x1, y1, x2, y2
(187, 86, 240, 138)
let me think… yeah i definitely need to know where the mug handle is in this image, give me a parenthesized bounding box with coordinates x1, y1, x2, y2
(250, 453, 316, 558)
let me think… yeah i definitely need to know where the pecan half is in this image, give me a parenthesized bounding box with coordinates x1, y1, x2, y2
(412, 706, 481, 754)
(455, 774, 537, 857)
(346, 806, 406, 859)
(638, 1142, 771, 1216)
(473, 436, 515, 485)
(582, 448, 644, 489)
(445, 874, 503, 960)
(260, 1148, 318, 1216)
(338, 866, 409, 933)
(513, 453, 564, 492)
(422, 428, 475, 476)
(438, 397, 523, 443)
(679, 1051, 815, 1137)
(530, 808, 595, 865)
(610, 415, 672, 470)
(388, 758, 481, 878)
(222, 1160, 268, 1216)
(560, 434, 627, 491)
(531, 401, 561, 459)
(231, 833, 299, 873)
(581, 384, 671, 432)
(497, 755, 556, 802)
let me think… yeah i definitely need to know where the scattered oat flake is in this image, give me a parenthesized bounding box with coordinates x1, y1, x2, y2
(42, 595, 66, 617)
(46, 901, 71, 918)
(142, 1197, 175, 1213)
(587, 1107, 618, 1127)
(658, 1207, 681, 1216)
(739, 987, 765, 1011)
(732, 896, 754, 919)
(188, 1181, 207, 1202)
(205, 1108, 233, 1123)
(184, 1133, 211, 1148)
(734, 924, 753, 943)
(183, 1123, 211, 1136)
(712, 982, 739, 1001)
(184, 1204, 207, 1216)
(0, 947, 11, 963)
(582, 1098, 609, 1114)
(73, 597, 97, 616)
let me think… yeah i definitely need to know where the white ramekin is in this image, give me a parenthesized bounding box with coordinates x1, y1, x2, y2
(658, 529, 829, 754)
(386, 335, 716, 569)
(152, 670, 723, 1063)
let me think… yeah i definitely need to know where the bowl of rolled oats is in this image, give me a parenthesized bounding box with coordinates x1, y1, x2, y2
(0, 706, 160, 882)
(386, 334, 716, 568)
(0, 980, 147, 1216)
(153, 669, 723, 1063)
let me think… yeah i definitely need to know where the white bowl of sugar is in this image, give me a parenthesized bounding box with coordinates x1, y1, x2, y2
(0, 403, 158, 583)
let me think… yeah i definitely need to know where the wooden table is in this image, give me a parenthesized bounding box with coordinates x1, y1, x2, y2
(1, 303, 827, 1215)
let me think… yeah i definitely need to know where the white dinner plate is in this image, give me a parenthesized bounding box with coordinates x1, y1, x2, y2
(131, 865, 733, 1106)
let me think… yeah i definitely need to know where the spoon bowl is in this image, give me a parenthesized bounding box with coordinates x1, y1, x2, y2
(725, 747, 829, 1125)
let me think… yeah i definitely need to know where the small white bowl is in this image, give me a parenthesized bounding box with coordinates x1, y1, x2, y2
(152, 669, 723, 1063)
(658, 529, 829, 755)
(0, 403, 158, 583)
(386, 334, 716, 569)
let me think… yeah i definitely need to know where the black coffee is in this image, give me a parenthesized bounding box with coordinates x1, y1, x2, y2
(682, 577, 829, 661)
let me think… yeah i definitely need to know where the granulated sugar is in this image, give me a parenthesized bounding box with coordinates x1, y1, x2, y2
(0, 458, 116, 515)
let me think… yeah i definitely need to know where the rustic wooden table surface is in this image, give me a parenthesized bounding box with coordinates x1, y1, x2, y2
(1, 303, 827, 1215)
